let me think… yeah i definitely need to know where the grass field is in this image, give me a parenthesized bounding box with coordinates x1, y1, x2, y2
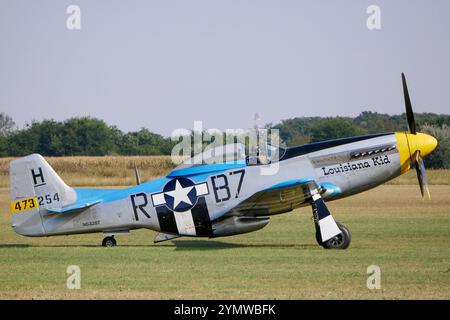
(0, 156, 449, 299)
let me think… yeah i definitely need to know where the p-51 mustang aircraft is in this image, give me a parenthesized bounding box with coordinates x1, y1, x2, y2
(9, 74, 438, 249)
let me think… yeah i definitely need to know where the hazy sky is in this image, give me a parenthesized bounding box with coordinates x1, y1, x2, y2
(1, 0, 449, 135)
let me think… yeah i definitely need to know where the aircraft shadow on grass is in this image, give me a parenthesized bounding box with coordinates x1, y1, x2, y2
(0, 241, 316, 250)
(0, 244, 31, 248)
(154, 240, 316, 251)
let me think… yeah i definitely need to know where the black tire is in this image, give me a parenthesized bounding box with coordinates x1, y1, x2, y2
(318, 222, 351, 249)
(102, 236, 117, 247)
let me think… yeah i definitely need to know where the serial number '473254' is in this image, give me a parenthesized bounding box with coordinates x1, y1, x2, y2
(10, 193, 61, 214)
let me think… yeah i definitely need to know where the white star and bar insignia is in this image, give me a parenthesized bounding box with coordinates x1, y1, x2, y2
(151, 177, 209, 213)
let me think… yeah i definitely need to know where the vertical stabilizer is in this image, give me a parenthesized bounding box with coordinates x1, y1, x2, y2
(9, 154, 76, 236)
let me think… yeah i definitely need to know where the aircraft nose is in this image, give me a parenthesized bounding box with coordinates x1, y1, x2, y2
(407, 132, 438, 158)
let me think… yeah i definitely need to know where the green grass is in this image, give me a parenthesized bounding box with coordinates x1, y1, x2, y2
(0, 184, 449, 299)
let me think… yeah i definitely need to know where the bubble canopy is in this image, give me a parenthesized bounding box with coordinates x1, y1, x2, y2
(173, 143, 286, 171)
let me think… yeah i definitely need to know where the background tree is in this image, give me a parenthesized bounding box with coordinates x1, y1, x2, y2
(60, 117, 117, 156)
(421, 124, 450, 169)
(310, 117, 365, 142)
(353, 111, 404, 133)
(118, 129, 174, 155)
(0, 113, 15, 136)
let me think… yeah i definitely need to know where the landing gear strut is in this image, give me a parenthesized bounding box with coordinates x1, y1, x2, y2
(310, 188, 351, 250)
(102, 236, 117, 247)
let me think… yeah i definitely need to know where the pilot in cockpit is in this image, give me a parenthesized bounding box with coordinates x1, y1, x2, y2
(246, 145, 269, 166)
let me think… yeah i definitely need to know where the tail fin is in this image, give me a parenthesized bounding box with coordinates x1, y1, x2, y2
(9, 154, 76, 236)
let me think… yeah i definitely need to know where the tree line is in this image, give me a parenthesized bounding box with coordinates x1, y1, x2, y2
(0, 114, 174, 157)
(0, 111, 449, 168)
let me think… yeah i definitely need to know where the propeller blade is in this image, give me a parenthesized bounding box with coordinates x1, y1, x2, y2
(402, 74, 431, 199)
(402, 73, 416, 134)
(418, 155, 431, 199)
(414, 151, 430, 199)
(134, 162, 141, 185)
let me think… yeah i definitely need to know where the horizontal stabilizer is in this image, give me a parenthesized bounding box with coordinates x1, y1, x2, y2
(46, 200, 101, 214)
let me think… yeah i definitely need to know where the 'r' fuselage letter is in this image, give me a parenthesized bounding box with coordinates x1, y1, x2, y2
(130, 193, 150, 221)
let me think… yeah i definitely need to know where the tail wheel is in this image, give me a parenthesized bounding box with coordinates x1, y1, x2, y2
(102, 236, 117, 247)
(317, 222, 351, 250)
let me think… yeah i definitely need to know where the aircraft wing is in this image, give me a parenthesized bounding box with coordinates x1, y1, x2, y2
(222, 179, 322, 217)
(213, 178, 342, 242)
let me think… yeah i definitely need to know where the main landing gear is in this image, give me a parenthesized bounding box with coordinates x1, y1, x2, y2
(310, 189, 351, 250)
(102, 236, 117, 247)
(315, 222, 351, 249)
